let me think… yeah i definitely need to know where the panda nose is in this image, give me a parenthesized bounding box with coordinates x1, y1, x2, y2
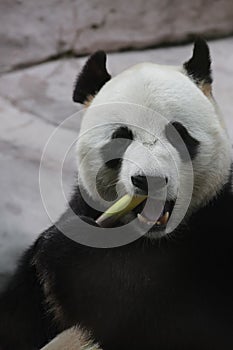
(131, 175, 168, 194)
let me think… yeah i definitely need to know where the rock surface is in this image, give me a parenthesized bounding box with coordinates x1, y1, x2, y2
(1, 0, 233, 73)
(0, 38, 232, 288)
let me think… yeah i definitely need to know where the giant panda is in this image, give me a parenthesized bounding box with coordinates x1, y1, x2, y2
(0, 38, 233, 350)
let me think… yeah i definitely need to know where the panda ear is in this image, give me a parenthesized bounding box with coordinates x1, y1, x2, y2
(184, 38, 212, 85)
(73, 51, 111, 104)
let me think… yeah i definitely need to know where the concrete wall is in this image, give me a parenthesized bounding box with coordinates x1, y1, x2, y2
(1, 0, 233, 73)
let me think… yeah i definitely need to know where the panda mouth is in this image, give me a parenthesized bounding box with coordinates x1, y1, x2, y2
(96, 194, 175, 229)
(135, 198, 175, 229)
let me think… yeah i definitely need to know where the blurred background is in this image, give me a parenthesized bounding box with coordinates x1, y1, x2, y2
(0, 0, 233, 289)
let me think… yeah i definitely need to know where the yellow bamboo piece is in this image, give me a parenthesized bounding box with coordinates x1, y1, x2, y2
(96, 194, 147, 228)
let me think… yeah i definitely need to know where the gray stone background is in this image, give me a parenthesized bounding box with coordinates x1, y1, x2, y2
(0, 0, 233, 289)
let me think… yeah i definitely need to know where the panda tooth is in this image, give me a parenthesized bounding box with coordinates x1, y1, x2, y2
(160, 211, 170, 225)
(138, 211, 170, 227)
(137, 213, 148, 224)
(137, 214, 155, 225)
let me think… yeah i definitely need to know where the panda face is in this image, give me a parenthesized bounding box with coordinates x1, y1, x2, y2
(74, 41, 232, 236)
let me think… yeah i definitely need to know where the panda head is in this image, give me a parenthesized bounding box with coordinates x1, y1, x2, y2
(73, 39, 232, 237)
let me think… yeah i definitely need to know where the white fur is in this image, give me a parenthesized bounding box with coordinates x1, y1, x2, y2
(41, 327, 100, 350)
(76, 62, 232, 236)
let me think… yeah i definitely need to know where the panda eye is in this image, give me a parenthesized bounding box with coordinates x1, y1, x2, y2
(165, 121, 200, 161)
(101, 127, 133, 169)
(111, 126, 133, 140)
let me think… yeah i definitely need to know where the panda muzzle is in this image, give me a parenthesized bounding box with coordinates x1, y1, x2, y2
(96, 194, 173, 228)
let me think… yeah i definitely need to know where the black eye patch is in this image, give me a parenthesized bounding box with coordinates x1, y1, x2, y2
(101, 127, 133, 169)
(111, 126, 133, 140)
(165, 121, 200, 161)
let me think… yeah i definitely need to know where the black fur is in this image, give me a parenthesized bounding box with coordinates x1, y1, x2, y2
(111, 126, 133, 140)
(73, 51, 111, 104)
(184, 38, 212, 84)
(1, 173, 233, 350)
(101, 127, 133, 169)
(0, 245, 59, 350)
(165, 121, 200, 161)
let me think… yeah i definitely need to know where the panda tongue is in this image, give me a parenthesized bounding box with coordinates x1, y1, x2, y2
(140, 196, 165, 223)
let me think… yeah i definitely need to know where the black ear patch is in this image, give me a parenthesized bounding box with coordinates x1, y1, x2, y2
(101, 127, 133, 169)
(184, 38, 212, 84)
(73, 51, 111, 104)
(165, 121, 200, 161)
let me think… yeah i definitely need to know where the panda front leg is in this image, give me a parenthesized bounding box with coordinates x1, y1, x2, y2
(0, 245, 59, 350)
